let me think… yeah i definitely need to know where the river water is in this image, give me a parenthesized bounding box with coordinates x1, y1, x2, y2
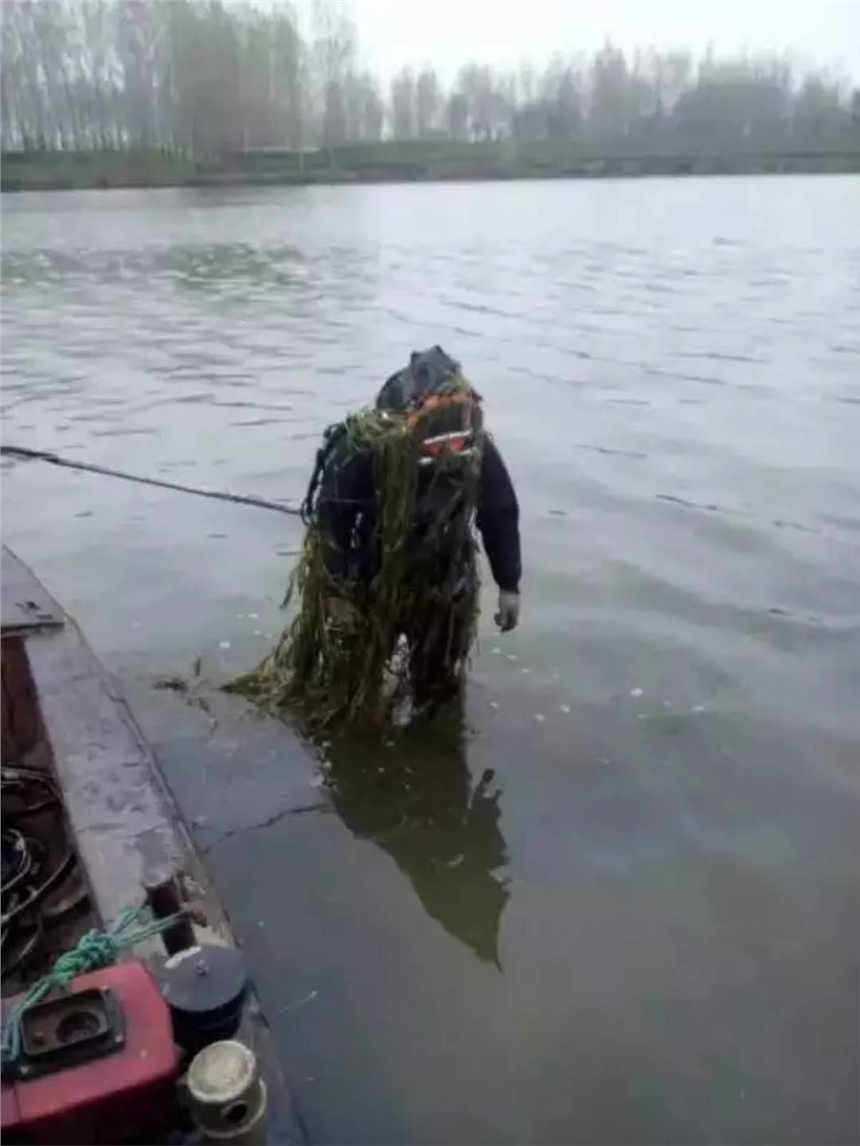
(2, 177, 859, 1143)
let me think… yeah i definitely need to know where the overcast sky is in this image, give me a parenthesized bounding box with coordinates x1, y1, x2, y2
(348, 0, 860, 82)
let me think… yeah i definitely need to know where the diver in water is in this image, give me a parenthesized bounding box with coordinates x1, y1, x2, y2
(305, 346, 521, 708)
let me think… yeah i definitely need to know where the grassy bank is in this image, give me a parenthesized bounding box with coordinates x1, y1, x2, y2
(3, 140, 859, 192)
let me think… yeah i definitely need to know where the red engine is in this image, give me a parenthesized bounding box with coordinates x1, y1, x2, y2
(2, 960, 180, 1144)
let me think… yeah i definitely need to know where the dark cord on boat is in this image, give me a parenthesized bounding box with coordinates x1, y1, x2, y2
(1, 769, 84, 983)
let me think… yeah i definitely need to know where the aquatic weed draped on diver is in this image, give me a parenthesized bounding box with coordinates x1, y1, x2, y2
(228, 378, 483, 728)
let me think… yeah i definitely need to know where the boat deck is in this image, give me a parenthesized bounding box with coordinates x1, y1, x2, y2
(1, 546, 306, 1142)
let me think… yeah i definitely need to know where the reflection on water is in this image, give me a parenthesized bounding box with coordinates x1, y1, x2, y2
(324, 706, 509, 966)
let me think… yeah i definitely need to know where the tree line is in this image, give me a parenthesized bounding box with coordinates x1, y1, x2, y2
(2, 0, 858, 156)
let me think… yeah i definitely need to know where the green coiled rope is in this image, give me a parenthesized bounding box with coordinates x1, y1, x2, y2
(1, 902, 184, 1069)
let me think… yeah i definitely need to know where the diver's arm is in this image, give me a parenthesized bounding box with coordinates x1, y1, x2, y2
(476, 437, 521, 595)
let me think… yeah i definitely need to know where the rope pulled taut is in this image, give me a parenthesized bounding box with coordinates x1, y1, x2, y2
(1, 445, 303, 517)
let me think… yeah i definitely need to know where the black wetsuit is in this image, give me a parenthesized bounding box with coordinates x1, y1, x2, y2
(316, 434, 521, 700)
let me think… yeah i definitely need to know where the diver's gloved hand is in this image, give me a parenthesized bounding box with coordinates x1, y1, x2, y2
(495, 590, 520, 633)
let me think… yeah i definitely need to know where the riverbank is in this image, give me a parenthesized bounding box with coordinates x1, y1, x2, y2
(3, 140, 859, 191)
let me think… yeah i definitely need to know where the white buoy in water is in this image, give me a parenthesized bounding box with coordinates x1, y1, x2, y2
(186, 1040, 268, 1144)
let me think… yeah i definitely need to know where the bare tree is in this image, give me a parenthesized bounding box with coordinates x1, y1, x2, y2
(312, 0, 356, 146)
(540, 56, 583, 141)
(270, 7, 306, 148)
(1, 2, 25, 149)
(588, 41, 629, 139)
(415, 68, 439, 138)
(82, 0, 123, 148)
(446, 91, 468, 141)
(116, 0, 161, 146)
(454, 64, 499, 139)
(347, 70, 384, 141)
(390, 67, 415, 139)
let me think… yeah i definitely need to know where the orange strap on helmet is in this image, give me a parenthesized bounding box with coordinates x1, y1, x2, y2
(405, 390, 477, 457)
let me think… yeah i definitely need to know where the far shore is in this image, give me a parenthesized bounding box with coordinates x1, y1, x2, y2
(3, 142, 858, 193)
